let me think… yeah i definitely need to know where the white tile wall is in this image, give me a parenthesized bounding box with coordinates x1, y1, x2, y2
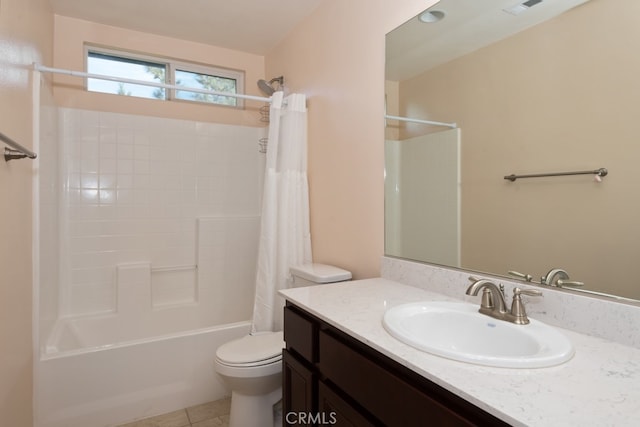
(57, 108, 266, 317)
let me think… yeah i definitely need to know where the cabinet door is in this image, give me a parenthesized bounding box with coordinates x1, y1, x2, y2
(318, 381, 377, 427)
(283, 350, 315, 421)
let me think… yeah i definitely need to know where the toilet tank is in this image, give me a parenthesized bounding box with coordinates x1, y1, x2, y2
(290, 263, 352, 288)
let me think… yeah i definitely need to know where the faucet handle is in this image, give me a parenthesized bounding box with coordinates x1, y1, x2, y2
(508, 270, 533, 282)
(513, 288, 542, 297)
(510, 287, 542, 325)
(556, 279, 584, 288)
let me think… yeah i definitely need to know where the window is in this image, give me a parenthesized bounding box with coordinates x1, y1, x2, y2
(87, 51, 167, 99)
(85, 47, 245, 108)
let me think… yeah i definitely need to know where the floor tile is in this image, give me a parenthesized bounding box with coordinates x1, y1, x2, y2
(191, 415, 229, 427)
(186, 398, 231, 423)
(117, 409, 190, 427)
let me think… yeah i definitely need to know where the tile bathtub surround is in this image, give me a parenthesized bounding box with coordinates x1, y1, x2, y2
(381, 256, 640, 348)
(55, 108, 266, 317)
(118, 398, 231, 427)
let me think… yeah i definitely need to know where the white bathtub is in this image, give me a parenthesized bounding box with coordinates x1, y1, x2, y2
(35, 316, 250, 427)
(33, 105, 264, 427)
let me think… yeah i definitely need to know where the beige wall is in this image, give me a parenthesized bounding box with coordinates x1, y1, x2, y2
(53, 15, 267, 127)
(266, 0, 437, 279)
(0, 0, 53, 424)
(396, 0, 640, 298)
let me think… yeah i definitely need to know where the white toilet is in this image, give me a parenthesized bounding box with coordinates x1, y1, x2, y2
(214, 263, 351, 427)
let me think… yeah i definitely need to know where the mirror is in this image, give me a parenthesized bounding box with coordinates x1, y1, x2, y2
(385, 0, 640, 301)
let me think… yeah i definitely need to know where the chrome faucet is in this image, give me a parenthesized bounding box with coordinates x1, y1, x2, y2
(541, 268, 584, 288)
(466, 277, 542, 325)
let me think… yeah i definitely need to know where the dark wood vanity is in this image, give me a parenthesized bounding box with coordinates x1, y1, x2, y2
(282, 302, 511, 426)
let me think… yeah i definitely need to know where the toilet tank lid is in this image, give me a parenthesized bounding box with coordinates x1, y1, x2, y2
(290, 263, 352, 283)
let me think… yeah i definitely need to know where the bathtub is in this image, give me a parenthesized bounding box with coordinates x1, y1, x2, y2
(35, 314, 250, 427)
(33, 103, 264, 426)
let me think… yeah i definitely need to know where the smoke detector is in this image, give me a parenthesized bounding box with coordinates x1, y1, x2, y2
(504, 0, 544, 16)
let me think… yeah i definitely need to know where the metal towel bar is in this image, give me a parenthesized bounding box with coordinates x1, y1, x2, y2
(1, 131, 37, 161)
(504, 167, 607, 182)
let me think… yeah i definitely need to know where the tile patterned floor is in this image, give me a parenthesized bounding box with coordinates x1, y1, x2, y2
(118, 397, 230, 427)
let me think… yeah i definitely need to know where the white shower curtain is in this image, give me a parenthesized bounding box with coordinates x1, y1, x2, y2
(251, 92, 312, 333)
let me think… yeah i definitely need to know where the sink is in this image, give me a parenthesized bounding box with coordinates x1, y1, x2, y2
(382, 301, 574, 368)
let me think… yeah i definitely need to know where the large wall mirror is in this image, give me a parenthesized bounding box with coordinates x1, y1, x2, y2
(385, 0, 640, 301)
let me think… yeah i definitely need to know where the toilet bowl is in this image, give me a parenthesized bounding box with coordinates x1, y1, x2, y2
(214, 332, 284, 427)
(214, 263, 351, 427)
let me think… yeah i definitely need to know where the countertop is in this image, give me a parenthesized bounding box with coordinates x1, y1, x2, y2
(279, 278, 640, 427)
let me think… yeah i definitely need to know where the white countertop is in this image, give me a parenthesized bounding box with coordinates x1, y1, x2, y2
(280, 278, 640, 427)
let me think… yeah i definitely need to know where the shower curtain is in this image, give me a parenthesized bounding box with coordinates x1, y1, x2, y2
(251, 91, 312, 333)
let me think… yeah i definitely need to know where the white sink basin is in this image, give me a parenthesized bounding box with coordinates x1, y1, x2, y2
(383, 301, 574, 368)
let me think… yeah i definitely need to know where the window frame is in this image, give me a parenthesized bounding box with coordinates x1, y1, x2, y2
(84, 45, 245, 109)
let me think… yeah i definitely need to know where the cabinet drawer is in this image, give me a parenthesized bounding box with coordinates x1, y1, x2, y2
(284, 306, 317, 362)
(319, 330, 474, 427)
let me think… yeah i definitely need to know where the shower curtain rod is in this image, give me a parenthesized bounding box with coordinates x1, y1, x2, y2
(385, 114, 457, 129)
(33, 64, 273, 103)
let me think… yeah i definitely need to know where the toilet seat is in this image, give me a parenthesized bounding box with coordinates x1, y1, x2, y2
(216, 331, 284, 367)
(216, 353, 282, 368)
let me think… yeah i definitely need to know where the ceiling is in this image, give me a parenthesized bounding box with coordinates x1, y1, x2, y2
(386, 0, 590, 81)
(49, 0, 322, 55)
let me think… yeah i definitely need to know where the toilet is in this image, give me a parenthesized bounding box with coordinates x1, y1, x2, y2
(214, 263, 351, 427)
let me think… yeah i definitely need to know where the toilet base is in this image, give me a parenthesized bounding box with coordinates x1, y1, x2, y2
(229, 387, 282, 427)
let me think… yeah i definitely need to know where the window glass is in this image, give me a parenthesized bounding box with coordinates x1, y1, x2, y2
(87, 51, 167, 100)
(175, 69, 238, 106)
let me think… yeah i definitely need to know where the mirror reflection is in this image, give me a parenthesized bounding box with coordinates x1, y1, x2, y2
(385, 0, 640, 301)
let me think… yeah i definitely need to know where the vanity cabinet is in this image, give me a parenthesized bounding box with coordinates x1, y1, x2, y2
(283, 302, 510, 427)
